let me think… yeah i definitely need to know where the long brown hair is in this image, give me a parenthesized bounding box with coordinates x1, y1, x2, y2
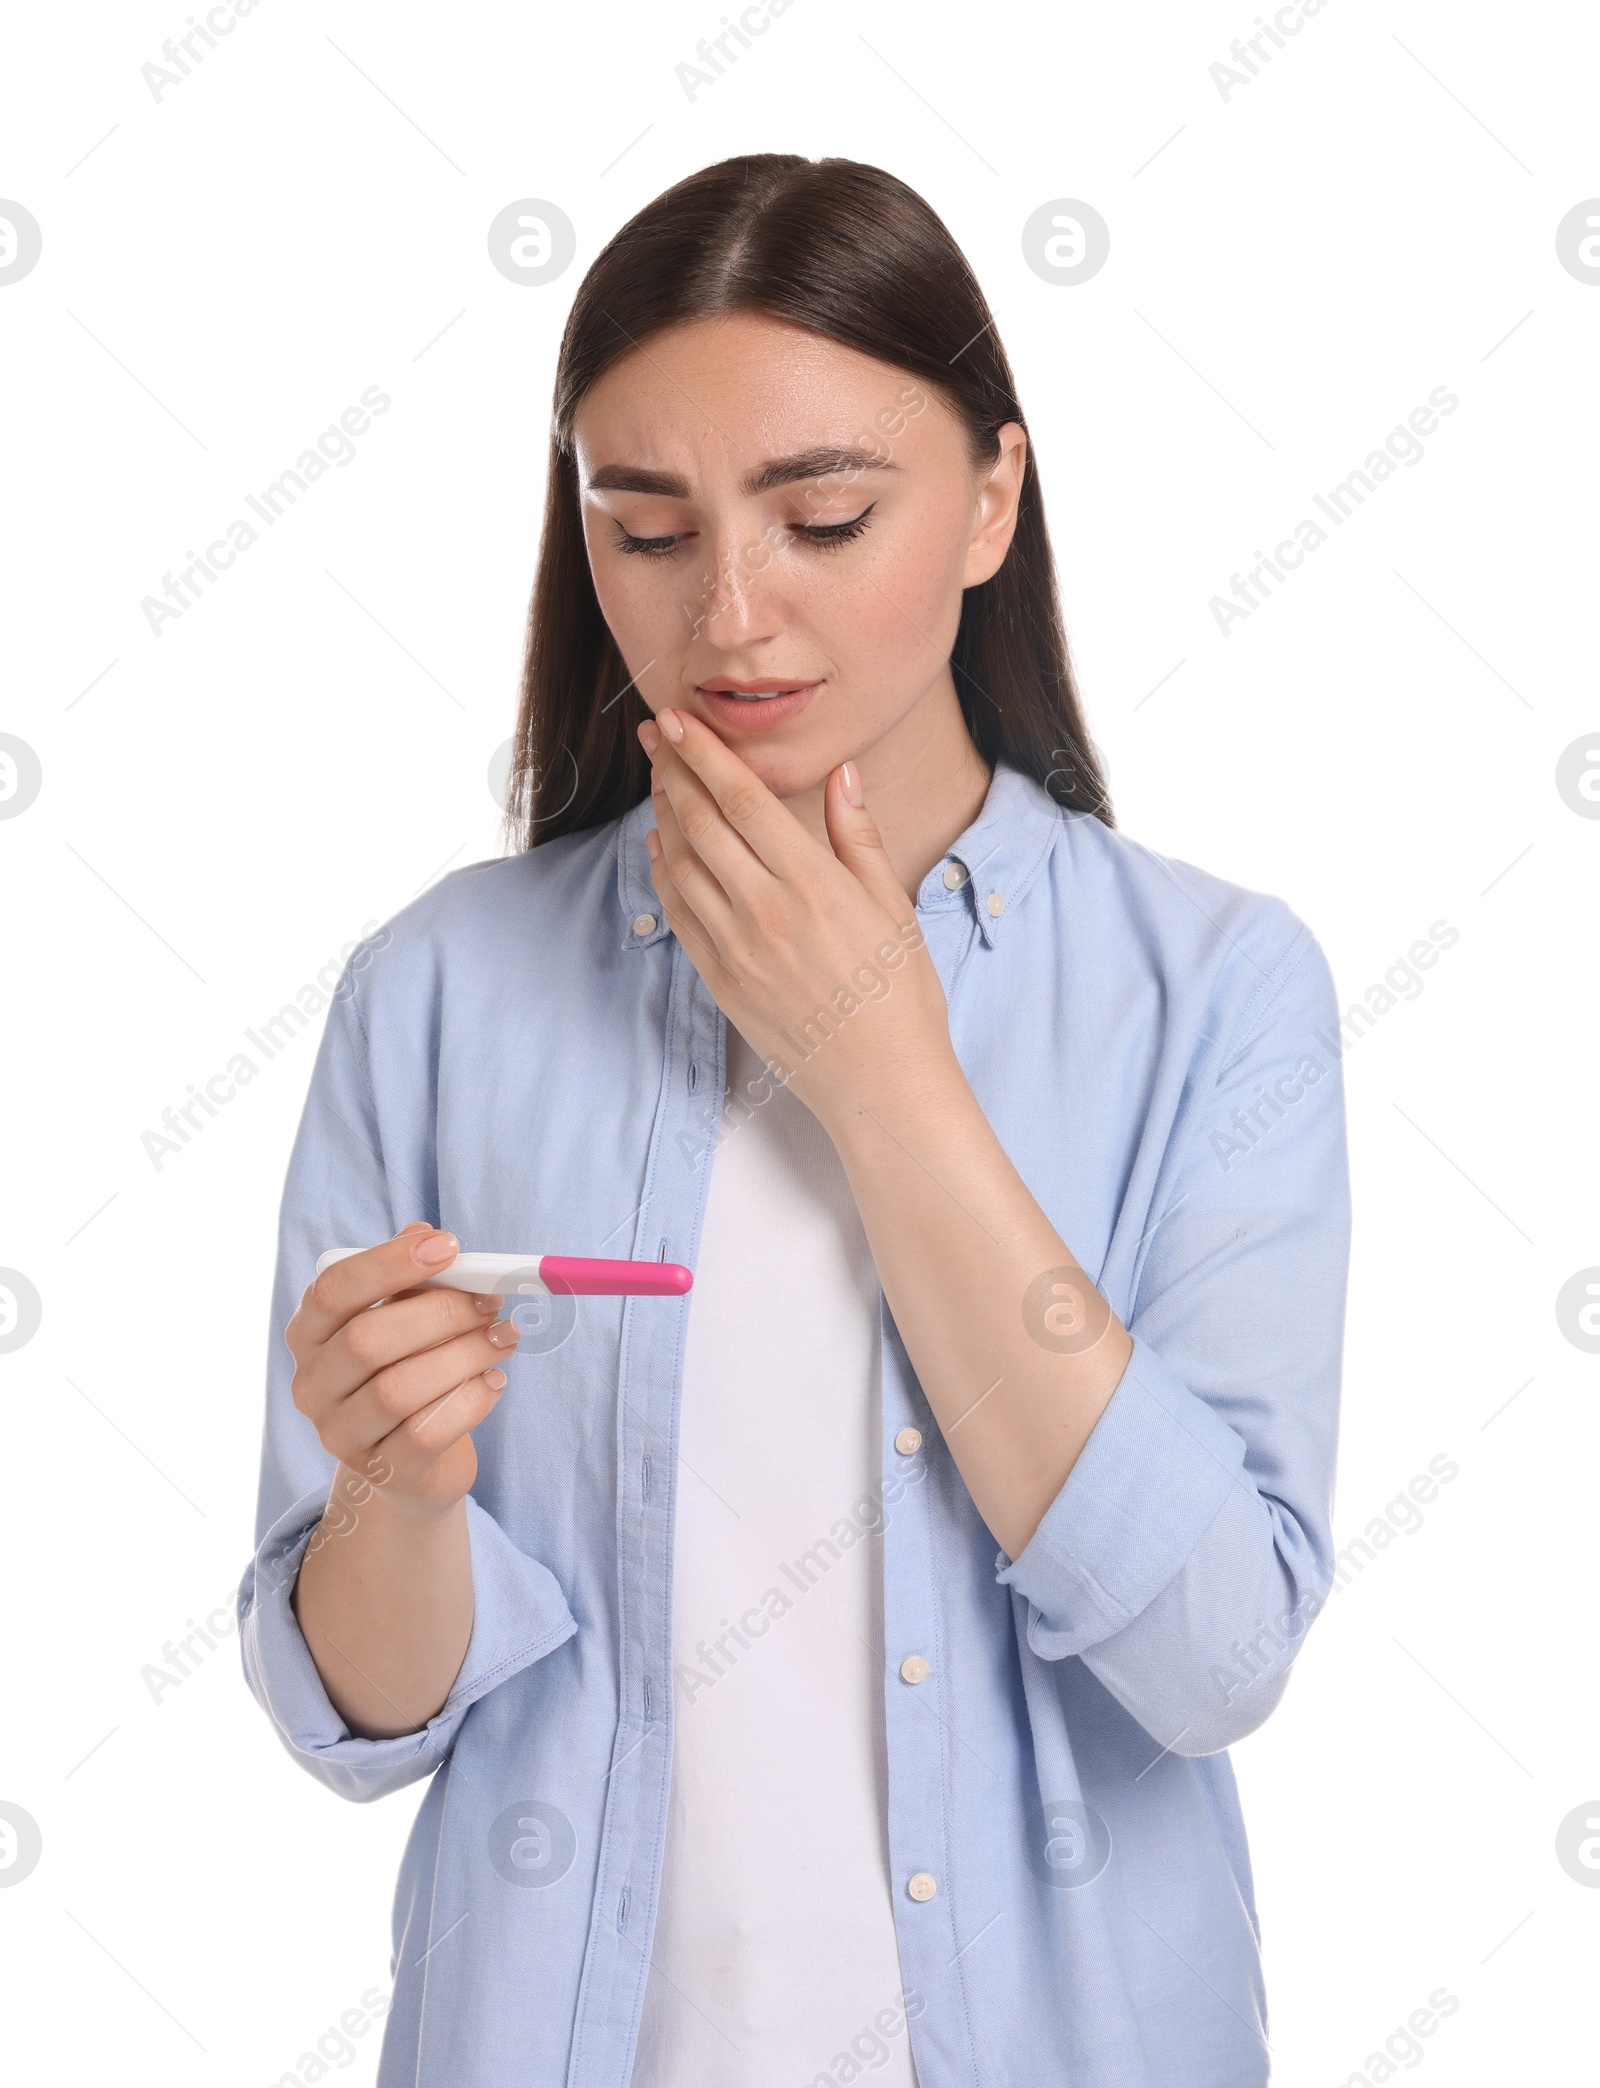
(505, 154, 1112, 848)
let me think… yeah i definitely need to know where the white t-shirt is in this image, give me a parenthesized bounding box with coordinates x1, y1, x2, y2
(630, 1025, 920, 2087)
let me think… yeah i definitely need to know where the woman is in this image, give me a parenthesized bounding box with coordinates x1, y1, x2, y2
(241, 155, 1350, 2087)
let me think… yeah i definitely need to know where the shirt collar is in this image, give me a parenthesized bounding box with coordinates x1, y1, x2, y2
(615, 757, 1063, 952)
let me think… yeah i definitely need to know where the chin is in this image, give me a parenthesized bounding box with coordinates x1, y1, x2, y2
(720, 737, 844, 800)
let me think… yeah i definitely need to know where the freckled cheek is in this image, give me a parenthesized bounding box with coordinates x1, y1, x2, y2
(826, 583, 910, 681)
(819, 530, 966, 677)
(591, 560, 687, 670)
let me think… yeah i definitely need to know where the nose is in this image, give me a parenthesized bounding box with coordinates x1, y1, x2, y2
(690, 527, 784, 654)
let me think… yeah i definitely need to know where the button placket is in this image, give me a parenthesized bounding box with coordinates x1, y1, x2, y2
(576, 943, 721, 2072)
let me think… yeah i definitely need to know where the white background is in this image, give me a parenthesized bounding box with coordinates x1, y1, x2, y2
(2, 0, 1596, 2081)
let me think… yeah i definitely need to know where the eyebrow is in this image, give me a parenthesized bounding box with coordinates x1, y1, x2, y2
(584, 446, 900, 499)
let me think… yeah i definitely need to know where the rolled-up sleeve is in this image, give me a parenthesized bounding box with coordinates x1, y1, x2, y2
(997, 925, 1350, 1754)
(238, 938, 578, 1802)
(241, 1485, 576, 1802)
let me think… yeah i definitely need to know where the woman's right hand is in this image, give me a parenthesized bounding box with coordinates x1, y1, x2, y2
(286, 1221, 522, 1522)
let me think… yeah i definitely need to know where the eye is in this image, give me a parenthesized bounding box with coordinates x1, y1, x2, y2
(614, 527, 685, 559)
(609, 502, 877, 560)
(792, 503, 875, 548)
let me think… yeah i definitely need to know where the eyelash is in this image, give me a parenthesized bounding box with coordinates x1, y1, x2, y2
(613, 504, 877, 559)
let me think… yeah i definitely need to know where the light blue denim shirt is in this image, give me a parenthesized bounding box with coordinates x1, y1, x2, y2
(240, 758, 1350, 2088)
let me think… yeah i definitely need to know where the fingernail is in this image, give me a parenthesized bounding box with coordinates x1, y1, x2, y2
(646, 828, 662, 860)
(488, 1320, 520, 1347)
(472, 1294, 499, 1312)
(838, 761, 863, 807)
(638, 720, 660, 753)
(650, 769, 664, 795)
(658, 708, 685, 744)
(484, 1368, 508, 1391)
(414, 1231, 458, 1265)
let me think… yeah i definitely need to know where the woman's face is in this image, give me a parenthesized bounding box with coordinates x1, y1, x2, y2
(571, 311, 1026, 800)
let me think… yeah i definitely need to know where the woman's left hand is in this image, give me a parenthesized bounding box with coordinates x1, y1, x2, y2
(638, 708, 959, 1132)
(639, 704, 1133, 1562)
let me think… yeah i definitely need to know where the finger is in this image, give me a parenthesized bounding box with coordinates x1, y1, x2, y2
(646, 727, 775, 909)
(294, 1226, 468, 1348)
(377, 1229, 478, 1301)
(649, 765, 739, 940)
(645, 833, 743, 992)
(297, 1283, 499, 1424)
(651, 708, 813, 878)
(388, 1369, 507, 1466)
(388, 1223, 472, 1294)
(822, 762, 917, 919)
(323, 1368, 508, 1511)
(318, 1316, 520, 1459)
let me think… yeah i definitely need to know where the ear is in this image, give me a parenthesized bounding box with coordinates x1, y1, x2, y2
(962, 422, 1027, 589)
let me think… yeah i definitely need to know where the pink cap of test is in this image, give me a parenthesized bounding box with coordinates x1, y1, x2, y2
(539, 1255, 693, 1297)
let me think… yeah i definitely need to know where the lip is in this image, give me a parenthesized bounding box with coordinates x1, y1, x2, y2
(693, 680, 822, 732)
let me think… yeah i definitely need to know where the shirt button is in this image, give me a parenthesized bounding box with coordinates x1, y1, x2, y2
(631, 913, 658, 936)
(907, 1872, 938, 1902)
(894, 1427, 923, 1456)
(985, 892, 1004, 918)
(899, 1654, 930, 1685)
(941, 862, 967, 889)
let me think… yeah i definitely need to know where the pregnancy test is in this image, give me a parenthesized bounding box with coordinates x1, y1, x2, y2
(315, 1248, 693, 1298)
